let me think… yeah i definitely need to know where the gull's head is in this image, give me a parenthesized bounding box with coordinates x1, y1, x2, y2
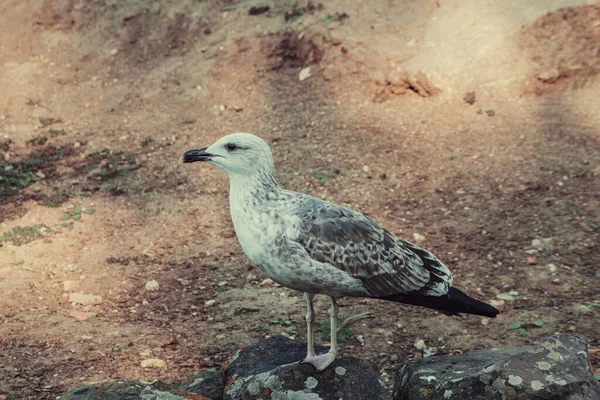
(180, 133, 274, 179)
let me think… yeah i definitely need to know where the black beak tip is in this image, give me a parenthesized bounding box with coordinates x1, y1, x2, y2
(180, 147, 210, 163)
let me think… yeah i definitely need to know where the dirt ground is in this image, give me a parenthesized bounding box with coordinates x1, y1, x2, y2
(1, 0, 599, 398)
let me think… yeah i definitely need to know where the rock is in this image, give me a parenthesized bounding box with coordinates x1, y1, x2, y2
(63, 280, 77, 291)
(68, 311, 95, 321)
(299, 66, 311, 81)
(532, 238, 554, 250)
(526, 256, 536, 265)
(69, 293, 103, 305)
(145, 280, 160, 291)
(322, 66, 340, 81)
(413, 339, 426, 350)
(393, 334, 600, 400)
(496, 293, 515, 301)
(538, 68, 560, 83)
(178, 370, 223, 399)
(141, 358, 167, 368)
(572, 304, 593, 314)
(62, 380, 173, 400)
(223, 336, 388, 400)
(489, 299, 505, 308)
(412, 233, 426, 243)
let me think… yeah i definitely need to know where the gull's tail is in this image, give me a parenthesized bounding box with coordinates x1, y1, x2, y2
(379, 287, 499, 318)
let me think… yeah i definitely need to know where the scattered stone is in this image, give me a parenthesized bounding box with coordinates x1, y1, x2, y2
(532, 238, 553, 250)
(463, 92, 476, 105)
(508, 290, 519, 296)
(393, 334, 600, 399)
(68, 311, 95, 321)
(572, 304, 593, 314)
(205, 299, 216, 306)
(496, 293, 515, 301)
(489, 299, 505, 308)
(260, 278, 274, 286)
(537, 68, 560, 83)
(362, 165, 370, 173)
(222, 336, 388, 400)
(64, 280, 77, 292)
(145, 280, 160, 291)
(526, 256, 536, 265)
(412, 233, 426, 243)
(524, 249, 538, 255)
(322, 66, 341, 81)
(69, 293, 103, 305)
(299, 67, 311, 81)
(414, 339, 426, 350)
(141, 358, 166, 368)
(547, 263, 557, 273)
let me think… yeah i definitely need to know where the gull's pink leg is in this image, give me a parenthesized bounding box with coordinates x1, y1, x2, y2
(302, 296, 339, 371)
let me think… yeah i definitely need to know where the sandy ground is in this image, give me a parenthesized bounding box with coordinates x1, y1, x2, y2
(1, 0, 599, 398)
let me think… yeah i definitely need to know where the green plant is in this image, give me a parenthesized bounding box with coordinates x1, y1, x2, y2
(315, 165, 345, 183)
(486, 109, 495, 117)
(0, 224, 52, 246)
(585, 302, 600, 309)
(270, 315, 296, 326)
(113, 343, 123, 352)
(315, 314, 353, 343)
(476, 108, 483, 114)
(48, 128, 66, 137)
(508, 318, 543, 335)
(252, 323, 267, 332)
(59, 204, 96, 221)
(320, 12, 348, 24)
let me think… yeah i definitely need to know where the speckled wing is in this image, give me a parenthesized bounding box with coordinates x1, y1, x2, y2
(292, 197, 453, 297)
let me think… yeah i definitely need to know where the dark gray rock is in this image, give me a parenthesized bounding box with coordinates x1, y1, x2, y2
(393, 333, 600, 400)
(177, 370, 223, 399)
(223, 335, 389, 400)
(224, 335, 328, 378)
(61, 379, 174, 400)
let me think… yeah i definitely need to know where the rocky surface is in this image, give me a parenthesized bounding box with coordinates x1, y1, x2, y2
(393, 333, 600, 400)
(61, 334, 600, 400)
(222, 335, 389, 400)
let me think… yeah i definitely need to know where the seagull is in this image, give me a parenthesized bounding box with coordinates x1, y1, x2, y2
(181, 133, 499, 371)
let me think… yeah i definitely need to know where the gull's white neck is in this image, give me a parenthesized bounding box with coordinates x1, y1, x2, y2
(228, 171, 280, 212)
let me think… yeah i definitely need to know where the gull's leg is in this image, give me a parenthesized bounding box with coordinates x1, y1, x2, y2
(305, 292, 316, 359)
(328, 296, 339, 357)
(302, 296, 338, 371)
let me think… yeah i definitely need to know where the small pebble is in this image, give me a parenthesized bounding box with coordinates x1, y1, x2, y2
(141, 358, 166, 368)
(412, 233, 426, 243)
(145, 280, 160, 291)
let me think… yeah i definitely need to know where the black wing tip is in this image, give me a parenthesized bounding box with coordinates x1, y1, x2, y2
(379, 287, 500, 318)
(446, 287, 500, 318)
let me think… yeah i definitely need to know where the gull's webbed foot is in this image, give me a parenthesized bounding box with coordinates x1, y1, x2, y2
(302, 352, 337, 371)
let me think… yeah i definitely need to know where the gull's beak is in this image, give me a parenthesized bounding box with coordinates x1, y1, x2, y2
(179, 147, 214, 163)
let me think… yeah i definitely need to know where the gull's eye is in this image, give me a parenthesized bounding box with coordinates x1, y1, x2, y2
(225, 142, 238, 151)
